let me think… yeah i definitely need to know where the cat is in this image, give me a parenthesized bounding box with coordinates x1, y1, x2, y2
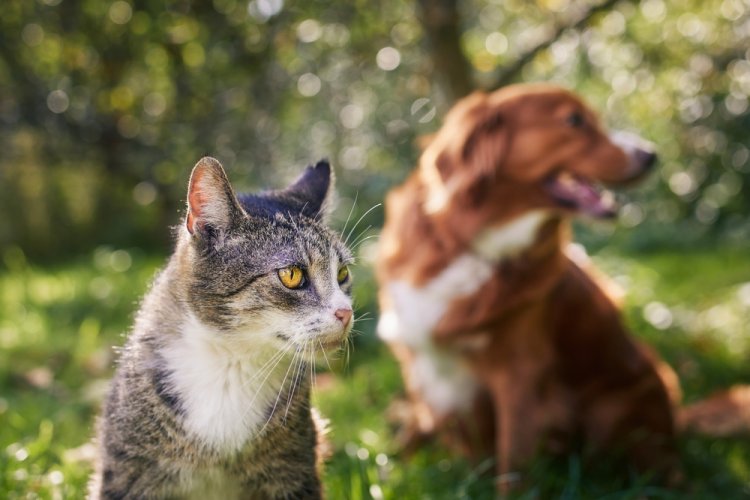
(88, 157, 354, 499)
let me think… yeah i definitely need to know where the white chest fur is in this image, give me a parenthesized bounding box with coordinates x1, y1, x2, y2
(161, 314, 290, 454)
(472, 211, 548, 261)
(377, 211, 547, 416)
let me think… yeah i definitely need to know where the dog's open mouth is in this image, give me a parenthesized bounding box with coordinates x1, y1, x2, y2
(544, 172, 617, 218)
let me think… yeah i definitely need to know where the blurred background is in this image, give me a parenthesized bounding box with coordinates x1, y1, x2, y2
(2, 0, 750, 497)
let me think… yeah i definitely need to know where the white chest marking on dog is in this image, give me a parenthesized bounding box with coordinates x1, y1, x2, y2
(161, 313, 288, 454)
(378, 211, 548, 415)
(472, 211, 549, 262)
(378, 253, 494, 347)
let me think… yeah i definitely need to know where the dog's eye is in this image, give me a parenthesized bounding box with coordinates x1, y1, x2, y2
(566, 112, 585, 128)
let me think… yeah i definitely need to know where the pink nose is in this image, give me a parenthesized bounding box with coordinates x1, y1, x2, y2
(334, 308, 353, 327)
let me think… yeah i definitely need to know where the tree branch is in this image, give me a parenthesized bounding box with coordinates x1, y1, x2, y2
(417, 0, 475, 103)
(489, 0, 628, 90)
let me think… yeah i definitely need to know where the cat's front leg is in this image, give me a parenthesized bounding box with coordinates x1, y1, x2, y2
(91, 459, 178, 500)
(242, 475, 322, 500)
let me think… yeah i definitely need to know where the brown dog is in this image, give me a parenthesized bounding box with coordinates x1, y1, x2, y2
(376, 83, 745, 486)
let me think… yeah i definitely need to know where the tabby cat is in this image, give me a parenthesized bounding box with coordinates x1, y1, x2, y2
(89, 157, 354, 499)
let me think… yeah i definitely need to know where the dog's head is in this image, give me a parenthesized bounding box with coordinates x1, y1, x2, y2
(420, 84, 656, 219)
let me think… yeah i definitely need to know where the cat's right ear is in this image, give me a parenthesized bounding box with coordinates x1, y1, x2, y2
(280, 159, 335, 223)
(186, 157, 245, 237)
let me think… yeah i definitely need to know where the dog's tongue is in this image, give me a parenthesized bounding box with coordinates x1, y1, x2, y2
(545, 173, 617, 218)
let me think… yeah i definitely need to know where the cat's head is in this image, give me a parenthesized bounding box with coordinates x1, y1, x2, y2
(178, 156, 353, 354)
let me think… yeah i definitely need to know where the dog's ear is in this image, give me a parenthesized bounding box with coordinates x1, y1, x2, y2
(462, 112, 507, 177)
(449, 111, 508, 205)
(415, 133, 436, 151)
(422, 92, 510, 212)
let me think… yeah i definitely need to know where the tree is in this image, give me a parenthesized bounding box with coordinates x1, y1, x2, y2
(1, 0, 748, 261)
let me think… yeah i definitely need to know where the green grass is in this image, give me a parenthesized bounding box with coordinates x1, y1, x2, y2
(1, 245, 750, 498)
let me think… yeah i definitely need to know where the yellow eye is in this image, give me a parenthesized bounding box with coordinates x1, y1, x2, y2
(337, 265, 350, 284)
(278, 266, 305, 289)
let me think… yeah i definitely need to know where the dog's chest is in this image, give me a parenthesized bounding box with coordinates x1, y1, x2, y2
(378, 253, 495, 347)
(377, 211, 548, 415)
(378, 254, 494, 416)
(378, 211, 548, 346)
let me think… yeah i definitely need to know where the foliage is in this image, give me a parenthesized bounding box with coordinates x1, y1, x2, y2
(1, 0, 750, 260)
(1, 246, 750, 497)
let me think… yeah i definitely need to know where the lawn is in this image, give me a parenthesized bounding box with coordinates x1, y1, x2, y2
(1, 243, 750, 499)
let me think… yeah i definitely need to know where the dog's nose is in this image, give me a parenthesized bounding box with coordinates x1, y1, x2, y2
(335, 308, 353, 327)
(636, 149, 657, 170)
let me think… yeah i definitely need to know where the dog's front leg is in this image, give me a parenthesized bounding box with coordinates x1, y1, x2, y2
(487, 373, 544, 492)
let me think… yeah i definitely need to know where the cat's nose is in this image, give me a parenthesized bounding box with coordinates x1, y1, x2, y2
(334, 308, 353, 327)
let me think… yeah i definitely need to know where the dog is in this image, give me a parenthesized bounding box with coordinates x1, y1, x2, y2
(376, 83, 749, 487)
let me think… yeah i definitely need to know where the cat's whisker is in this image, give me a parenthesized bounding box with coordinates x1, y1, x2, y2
(339, 192, 359, 241)
(256, 344, 300, 433)
(312, 348, 320, 398)
(348, 225, 373, 249)
(344, 203, 381, 246)
(241, 344, 297, 423)
(243, 342, 294, 385)
(349, 329, 368, 341)
(243, 347, 289, 387)
(344, 336, 352, 369)
(318, 339, 334, 373)
(240, 342, 295, 392)
(349, 225, 379, 248)
(283, 342, 309, 422)
(292, 343, 309, 399)
(351, 233, 379, 252)
(352, 326, 370, 334)
(309, 343, 316, 393)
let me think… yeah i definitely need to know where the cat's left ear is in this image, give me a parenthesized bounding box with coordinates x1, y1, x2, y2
(281, 160, 335, 223)
(186, 157, 246, 237)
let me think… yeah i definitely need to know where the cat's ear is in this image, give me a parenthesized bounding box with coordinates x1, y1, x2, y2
(186, 157, 245, 237)
(281, 160, 335, 223)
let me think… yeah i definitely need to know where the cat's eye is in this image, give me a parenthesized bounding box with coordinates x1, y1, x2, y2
(337, 265, 350, 284)
(278, 266, 305, 289)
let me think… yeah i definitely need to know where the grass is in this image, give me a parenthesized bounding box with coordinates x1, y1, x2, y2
(1, 244, 750, 498)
